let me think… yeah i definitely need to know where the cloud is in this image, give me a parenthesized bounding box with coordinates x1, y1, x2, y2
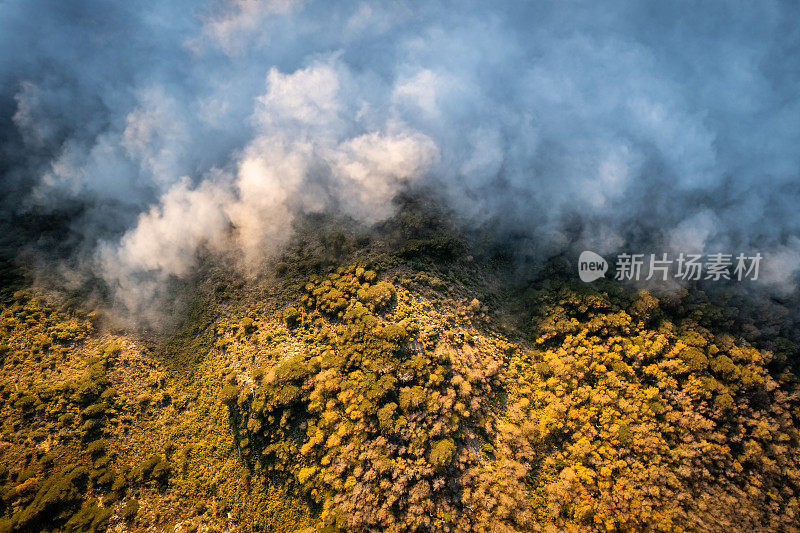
(2, 0, 800, 320)
(194, 0, 304, 56)
(668, 210, 720, 254)
(757, 238, 800, 296)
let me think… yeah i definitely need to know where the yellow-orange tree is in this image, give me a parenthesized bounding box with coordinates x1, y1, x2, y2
(506, 289, 800, 531)
(227, 266, 518, 532)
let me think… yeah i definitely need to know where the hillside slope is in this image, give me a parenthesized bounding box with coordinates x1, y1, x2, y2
(0, 244, 799, 532)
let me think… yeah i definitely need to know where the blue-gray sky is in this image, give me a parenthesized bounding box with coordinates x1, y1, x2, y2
(2, 0, 799, 314)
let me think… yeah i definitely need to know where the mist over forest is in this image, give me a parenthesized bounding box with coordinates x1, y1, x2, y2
(1, 2, 800, 532)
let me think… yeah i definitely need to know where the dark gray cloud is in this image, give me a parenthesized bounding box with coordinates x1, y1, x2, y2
(2, 0, 799, 315)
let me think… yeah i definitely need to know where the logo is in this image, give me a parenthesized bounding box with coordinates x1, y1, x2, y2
(576, 251, 762, 282)
(579, 251, 608, 282)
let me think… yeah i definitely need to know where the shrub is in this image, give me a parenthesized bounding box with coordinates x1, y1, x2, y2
(398, 236, 464, 261)
(283, 307, 301, 329)
(122, 499, 139, 521)
(72, 377, 104, 406)
(377, 402, 397, 431)
(240, 317, 256, 336)
(399, 386, 425, 412)
(617, 423, 633, 446)
(63, 504, 112, 533)
(381, 324, 408, 344)
(14, 394, 37, 412)
(357, 282, 396, 311)
(429, 438, 456, 470)
(221, 384, 241, 406)
(715, 392, 735, 412)
(274, 384, 301, 405)
(10, 464, 88, 530)
(87, 440, 107, 457)
(135, 455, 162, 482)
(711, 355, 738, 381)
(111, 474, 128, 494)
(81, 404, 105, 419)
(100, 387, 119, 402)
(274, 357, 311, 383)
(151, 459, 170, 483)
(679, 347, 708, 372)
(534, 361, 552, 376)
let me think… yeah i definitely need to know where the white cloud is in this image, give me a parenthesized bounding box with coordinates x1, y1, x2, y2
(4, 0, 800, 318)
